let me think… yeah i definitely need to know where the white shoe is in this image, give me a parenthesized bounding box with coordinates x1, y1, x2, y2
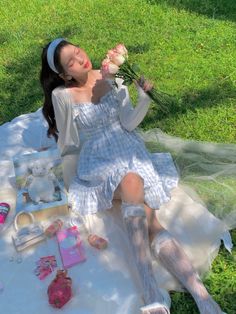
(140, 288, 171, 314)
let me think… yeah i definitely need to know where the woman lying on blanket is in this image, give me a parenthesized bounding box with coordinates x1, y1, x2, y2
(40, 38, 224, 314)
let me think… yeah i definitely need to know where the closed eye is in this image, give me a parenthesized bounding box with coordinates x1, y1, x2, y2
(68, 61, 74, 68)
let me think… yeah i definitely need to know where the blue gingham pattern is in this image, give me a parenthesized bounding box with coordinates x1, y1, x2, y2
(69, 88, 179, 215)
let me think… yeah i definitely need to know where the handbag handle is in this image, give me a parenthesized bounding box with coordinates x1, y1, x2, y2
(14, 211, 35, 231)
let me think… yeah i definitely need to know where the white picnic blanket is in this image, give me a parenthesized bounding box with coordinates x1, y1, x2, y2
(0, 109, 232, 314)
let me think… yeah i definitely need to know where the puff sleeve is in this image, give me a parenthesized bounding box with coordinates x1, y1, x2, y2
(116, 78, 151, 132)
(52, 86, 80, 157)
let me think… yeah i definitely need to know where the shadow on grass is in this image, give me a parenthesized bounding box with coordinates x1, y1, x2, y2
(1, 24, 235, 127)
(0, 36, 152, 125)
(0, 26, 83, 125)
(0, 50, 42, 124)
(170, 291, 198, 314)
(147, 0, 236, 23)
(143, 78, 236, 128)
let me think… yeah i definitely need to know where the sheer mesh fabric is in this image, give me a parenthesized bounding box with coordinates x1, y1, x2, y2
(140, 128, 236, 230)
(152, 230, 223, 314)
(122, 203, 169, 313)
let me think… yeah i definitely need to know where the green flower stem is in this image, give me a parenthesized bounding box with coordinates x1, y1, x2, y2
(115, 60, 171, 113)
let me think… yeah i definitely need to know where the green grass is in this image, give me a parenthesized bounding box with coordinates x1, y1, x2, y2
(0, 0, 236, 312)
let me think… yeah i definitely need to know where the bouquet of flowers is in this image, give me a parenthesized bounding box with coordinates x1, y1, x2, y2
(101, 43, 171, 112)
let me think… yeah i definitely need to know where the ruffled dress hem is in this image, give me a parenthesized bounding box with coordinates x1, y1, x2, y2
(68, 164, 176, 216)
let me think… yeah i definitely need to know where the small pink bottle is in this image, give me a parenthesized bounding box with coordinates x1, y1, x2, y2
(45, 219, 63, 238)
(0, 202, 10, 224)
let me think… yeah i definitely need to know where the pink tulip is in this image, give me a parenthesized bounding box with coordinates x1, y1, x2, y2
(114, 44, 128, 57)
(106, 49, 116, 58)
(108, 62, 119, 74)
(107, 51, 125, 66)
(101, 58, 119, 77)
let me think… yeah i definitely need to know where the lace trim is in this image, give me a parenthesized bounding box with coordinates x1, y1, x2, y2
(121, 203, 146, 219)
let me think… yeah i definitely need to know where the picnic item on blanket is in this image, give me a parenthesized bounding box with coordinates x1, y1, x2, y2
(0, 188, 16, 234)
(0, 202, 10, 224)
(13, 149, 69, 222)
(34, 255, 58, 280)
(87, 234, 108, 250)
(47, 269, 73, 309)
(44, 219, 63, 237)
(12, 211, 46, 251)
(9, 253, 23, 264)
(57, 226, 86, 269)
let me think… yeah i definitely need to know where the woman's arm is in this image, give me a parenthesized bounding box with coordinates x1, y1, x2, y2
(52, 87, 81, 189)
(52, 87, 80, 156)
(116, 78, 152, 132)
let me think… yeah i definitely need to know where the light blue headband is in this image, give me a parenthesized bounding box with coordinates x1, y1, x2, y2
(47, 38, 65, 73)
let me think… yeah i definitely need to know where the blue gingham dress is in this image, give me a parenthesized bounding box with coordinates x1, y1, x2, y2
(69, 88, 178, 215)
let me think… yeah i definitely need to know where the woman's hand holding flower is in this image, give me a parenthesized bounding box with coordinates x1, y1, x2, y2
(101, 43, 171, 112)
(135, 76, 153, 92)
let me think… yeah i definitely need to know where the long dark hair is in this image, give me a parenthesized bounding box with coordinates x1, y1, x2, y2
(40, 40, 71, 141)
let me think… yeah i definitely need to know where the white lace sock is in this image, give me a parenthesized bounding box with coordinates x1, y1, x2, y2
(122, 203, 170, 314)
(152, 230, 223, 314)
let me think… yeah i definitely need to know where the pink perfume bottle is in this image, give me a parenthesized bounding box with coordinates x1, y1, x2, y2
(0, 202, 10, 224)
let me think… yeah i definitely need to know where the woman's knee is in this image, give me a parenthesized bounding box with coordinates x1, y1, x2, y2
(119, 172, 144, 204)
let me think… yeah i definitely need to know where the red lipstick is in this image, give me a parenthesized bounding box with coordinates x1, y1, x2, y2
(84, 60, 90, 68)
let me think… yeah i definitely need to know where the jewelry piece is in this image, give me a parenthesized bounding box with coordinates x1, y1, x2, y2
(16, 254, 22, 264)
(9, 256, 14, 262)
(9, 253, 22, 263)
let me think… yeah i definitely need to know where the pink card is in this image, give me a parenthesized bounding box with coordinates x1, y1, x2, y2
(57, 226, 86, 269)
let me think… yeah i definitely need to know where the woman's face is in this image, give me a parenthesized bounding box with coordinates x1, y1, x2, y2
(59, 44, 92, 80)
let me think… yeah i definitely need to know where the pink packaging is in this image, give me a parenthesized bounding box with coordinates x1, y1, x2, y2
(57, 226, 86, 269)
(0, 202, 10, 224)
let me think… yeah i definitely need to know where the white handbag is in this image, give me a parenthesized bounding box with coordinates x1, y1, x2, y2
(12, 211, 46, 251)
